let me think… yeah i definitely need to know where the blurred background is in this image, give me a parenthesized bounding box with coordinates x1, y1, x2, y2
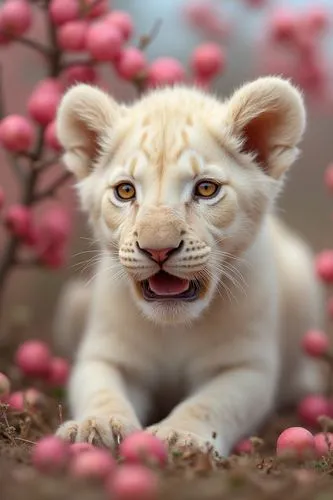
(0, 0, 332, 342)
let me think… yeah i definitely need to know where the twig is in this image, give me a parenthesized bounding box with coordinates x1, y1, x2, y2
(34, 171, 72, 202)
(0, 31, 50, 57)
(138, 18, 163, 50)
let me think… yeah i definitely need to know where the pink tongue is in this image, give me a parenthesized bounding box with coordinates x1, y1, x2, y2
(148, 273, 190, 296)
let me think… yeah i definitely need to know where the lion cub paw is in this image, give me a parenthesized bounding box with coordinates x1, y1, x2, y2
(146, 424, 218, 455)
(56, 416, 139, 450)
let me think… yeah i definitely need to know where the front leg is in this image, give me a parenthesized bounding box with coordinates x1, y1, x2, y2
(147, 363, 277, 457)
(57, 358, 148, 450)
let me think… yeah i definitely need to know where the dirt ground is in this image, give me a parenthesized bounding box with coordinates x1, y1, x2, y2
(1, 343, 333, 500)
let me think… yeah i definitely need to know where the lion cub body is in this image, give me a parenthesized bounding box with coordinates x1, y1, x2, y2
(55, 79, 323, 455)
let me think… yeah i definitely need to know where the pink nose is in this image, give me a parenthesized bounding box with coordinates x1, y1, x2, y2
(144, 247, 174, 263)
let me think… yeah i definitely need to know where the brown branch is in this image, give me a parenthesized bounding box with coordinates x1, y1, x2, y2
(138, 18, 163, 50)
(0, 31, 50, 57)
(0, 6, 66, 320)
(34, 171, 72, 202)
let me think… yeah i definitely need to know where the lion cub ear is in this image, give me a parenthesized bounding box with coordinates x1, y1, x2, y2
(56, 84, 120, 180)
(225, 76, 306, 179)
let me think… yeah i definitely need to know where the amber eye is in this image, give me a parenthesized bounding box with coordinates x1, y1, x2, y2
(115, 182, 136, 201)
(194, 180, 220, 199)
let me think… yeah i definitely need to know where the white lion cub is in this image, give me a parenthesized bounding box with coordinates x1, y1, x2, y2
(55, 77, 324, 456)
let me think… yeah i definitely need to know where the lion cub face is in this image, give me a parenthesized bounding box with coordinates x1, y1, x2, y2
(57, 79, 305, 324)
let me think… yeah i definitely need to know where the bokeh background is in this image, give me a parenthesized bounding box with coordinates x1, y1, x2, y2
(0, 0, 333, 342)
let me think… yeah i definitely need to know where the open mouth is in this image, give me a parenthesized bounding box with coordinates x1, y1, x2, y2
(140, 271, 200, 302)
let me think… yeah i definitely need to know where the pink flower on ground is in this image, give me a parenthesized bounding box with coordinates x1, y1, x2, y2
(119, 431, 168, 466)
(276, 427, 315, 457)
(297, 395, 330, 428)
(32, 436, 70, 473)
(106, 464, 158, 500)
(233, 438, 253, 454)
(47, 357, 70, 387)
(314, 432, 333, 457)
(70, 449, 116, 480)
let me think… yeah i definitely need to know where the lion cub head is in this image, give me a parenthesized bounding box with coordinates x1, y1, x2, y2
(56, 77, 305, 324)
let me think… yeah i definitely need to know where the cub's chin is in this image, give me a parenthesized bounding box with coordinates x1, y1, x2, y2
(130, 270, 214, 326)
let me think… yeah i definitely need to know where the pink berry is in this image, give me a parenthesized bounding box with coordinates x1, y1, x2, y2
(86, 22, 123, 62)
(8, 391, 24, 411)
(4, 205, 33, 239)
(15, 340, 51, 378)
(233, 438, 253, 455)
(298, 395, 330, 427)
(183, 1, 228, 38)
(324, 163, 333, 191)
(147, 58, 186, 87)
(302, 329, 330, 357)
(119, 432, 168, 467)
(303, 6, 330, 35)
(10, 388, 46, 412)
(69, 443, 95, 457)
(32, 436, 70, 473)
(105, 11, 134, 41)
(269, 9, 297, 43)
(0, 372, 10, 400)
(314, 432, 333, 457)
(315, 250, 333, 283)
(38, 207, 71, 246)
(191, 43, 226, 79)
(116, 47, 147, 80)
(276, 427, 315, 457)
(27, 80, 62, 126)
(49, 0, 79, 26)
(57, 20, 88, 52)
(0, 186, 4, 209)
(47, 357, 70, 387)
(0, 114, 34, 152)
(39, 244, 66, 269)
(1, 0, 32, 36)
(107, 465, 158, 500)
(70, 449, 115, 480)
(44, 121, 61, 151)
(62, 65, 97, 86)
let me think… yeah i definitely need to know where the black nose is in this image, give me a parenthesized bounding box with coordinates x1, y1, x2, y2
(136, 241, 184, 264)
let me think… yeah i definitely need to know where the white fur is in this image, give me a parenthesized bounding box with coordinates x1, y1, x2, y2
(54, 78, 324, 456)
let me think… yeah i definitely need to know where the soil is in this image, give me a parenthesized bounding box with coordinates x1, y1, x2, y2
(1, 345, 333, 500)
